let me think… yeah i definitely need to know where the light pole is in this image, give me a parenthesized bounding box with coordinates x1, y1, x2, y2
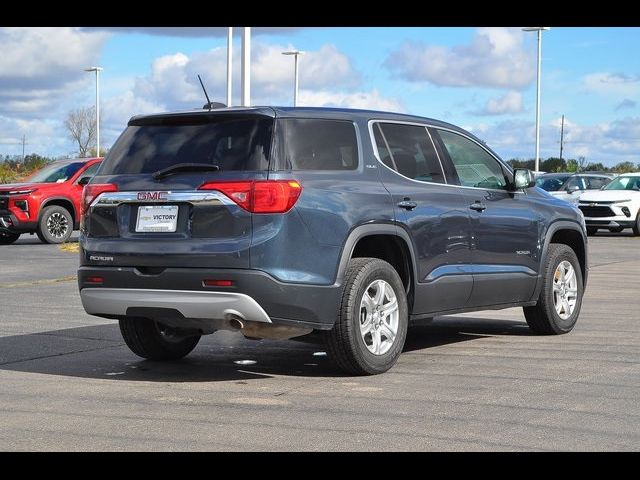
(227, 27, 233, 106)
(84, 66, 103, 157)
(282, 50, 305, 107)
(241, 27, 251, 107)
(522, 27, 550, 173)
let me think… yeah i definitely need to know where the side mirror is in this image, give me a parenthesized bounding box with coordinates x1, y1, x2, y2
(512, 168, 535, 190)
(566, 185, 580, 194)
(77, 176, 91, 186)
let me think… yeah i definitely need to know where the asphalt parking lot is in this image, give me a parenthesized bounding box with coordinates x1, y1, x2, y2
(0, 232, 638, 451)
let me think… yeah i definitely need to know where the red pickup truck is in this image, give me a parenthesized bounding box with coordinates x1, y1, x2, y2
(0, 157, 102, 244)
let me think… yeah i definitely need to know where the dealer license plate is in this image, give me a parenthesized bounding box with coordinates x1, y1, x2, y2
(135, 205, 179, 233)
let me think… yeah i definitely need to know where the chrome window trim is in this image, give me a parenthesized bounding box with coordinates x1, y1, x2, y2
(367, 119, 524, 194)
(91, 190, 234, 208)
(367, 120, 447, 186)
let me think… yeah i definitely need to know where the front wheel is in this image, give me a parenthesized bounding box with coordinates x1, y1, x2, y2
(37, 205, 73, 244)
(523, 244, 584, 335)
(633, 212, 640, 236)
(119, 317, 201, 360)
(325, 258, 409, 375)
(0, 232, 20, 245)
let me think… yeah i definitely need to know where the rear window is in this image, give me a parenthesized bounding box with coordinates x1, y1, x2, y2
(99, 116, 273, 175)
(274, 119, 358, 170)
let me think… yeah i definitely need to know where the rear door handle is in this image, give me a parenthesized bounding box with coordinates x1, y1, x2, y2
(397, 198, 418, 211)
(469, 202, 487, 212)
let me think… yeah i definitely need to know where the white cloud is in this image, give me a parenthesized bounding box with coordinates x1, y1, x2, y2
(129, 42, 362, 113)
(0, 27, 109, 100)
(80, 27, 307, 38)
(476, 91, 524, 115)
(384, 27, 534, 89)
(468, 117, 640, 166)
(582, 72, 640, 97)
(298, 89, 404, 112)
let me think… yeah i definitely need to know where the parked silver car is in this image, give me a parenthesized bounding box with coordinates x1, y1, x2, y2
(535, 173, 615, 204)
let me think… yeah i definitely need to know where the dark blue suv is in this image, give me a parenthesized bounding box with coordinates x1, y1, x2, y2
(78, 107, 588, 375)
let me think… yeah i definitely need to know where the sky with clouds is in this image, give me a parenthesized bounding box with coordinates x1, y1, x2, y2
(0, 26, 638, 166)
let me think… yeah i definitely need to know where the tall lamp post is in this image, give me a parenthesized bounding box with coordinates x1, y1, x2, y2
(282, 50, 305, 107)
(226, 27, 233, 106)
(522, 27, 550, 173)
(84, 66, 103, 157)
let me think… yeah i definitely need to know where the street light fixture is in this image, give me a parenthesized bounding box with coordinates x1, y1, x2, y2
(522, 27, 550, 173)
(84, 66, 103, 157)
(282, 50, 305, 107)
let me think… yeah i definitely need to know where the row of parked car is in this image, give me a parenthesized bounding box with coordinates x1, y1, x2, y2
(1, 159, 639, 245)
(535, 171, 640, 235)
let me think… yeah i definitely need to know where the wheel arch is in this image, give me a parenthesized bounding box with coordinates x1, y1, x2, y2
(531, 220, 588, 301)
(40, 197, 77, 226)
(336, 224, 418, 310)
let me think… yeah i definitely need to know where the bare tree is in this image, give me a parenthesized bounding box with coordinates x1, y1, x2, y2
(64, 106, 96, 158)
(577, 156, 587, 172)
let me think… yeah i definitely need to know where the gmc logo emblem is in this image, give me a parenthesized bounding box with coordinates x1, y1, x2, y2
(137, 191, 168, 201)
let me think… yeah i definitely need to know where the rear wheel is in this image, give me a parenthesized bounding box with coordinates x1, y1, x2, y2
(586, 227, 598, 236)
(325, 258, 408, 375)
(119, 317, 201, 360)
(524, 244, 583, 335)
(0, 232, 20, 245)
(37, 205, 73, 244)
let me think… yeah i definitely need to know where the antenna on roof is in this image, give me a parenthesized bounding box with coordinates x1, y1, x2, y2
(197, 74, 226, 110)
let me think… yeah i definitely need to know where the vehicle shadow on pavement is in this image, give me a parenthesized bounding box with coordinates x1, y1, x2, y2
(0, 317, 533, 381)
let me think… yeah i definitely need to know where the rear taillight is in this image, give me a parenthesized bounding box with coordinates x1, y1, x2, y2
(198, 180, 302, 214)
(81, 183, 118, 217)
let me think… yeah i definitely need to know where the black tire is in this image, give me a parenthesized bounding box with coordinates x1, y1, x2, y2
(119, 317, 201, 360)
(37, 205, 73, 244)
(0, 232, 20, 245)
(586, 227, 598, 236)
(325, 258, 409, 375)
(609, 227, 624, 233)
(523, 244, 583, 335)
(633, 212, 640, 236)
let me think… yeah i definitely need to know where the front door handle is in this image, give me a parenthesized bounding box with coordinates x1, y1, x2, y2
(469, 202, 487, 212)
(397, 198, 418, 211)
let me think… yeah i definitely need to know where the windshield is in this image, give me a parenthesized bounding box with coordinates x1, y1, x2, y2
(100, 116, 273, 175)
(603, 176, 640, 191)
(535, 175, 570, 191)
(25, 162, 85, 184)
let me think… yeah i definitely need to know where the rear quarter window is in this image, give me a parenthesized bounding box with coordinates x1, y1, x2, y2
(274, 119, 358, 170)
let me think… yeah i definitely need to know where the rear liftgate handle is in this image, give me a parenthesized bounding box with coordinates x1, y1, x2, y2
(397, 197, 418, 211)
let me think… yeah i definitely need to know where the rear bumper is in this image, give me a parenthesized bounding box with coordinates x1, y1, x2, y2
(81, 288, 272, 323)
(78, 266, 341, 330)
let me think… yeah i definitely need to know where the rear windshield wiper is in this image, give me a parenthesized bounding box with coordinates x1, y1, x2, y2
(152, 163, 220, 180)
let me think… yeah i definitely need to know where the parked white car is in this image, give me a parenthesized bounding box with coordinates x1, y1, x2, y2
(535, 173, 614, 205)
(578, 173, 640, 235)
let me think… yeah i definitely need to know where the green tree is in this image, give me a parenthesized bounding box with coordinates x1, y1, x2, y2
(565, 159, 579, 172)
(541, 157, 567, 172)
(613, 161, 636, 173)
(584, 162, 607, 172)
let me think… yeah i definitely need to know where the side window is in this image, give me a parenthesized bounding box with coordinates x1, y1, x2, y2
(586, 177, 608, 189)
(372, 124, 395, 170)
(437, 130, 508, 190)
(374, 123, 445, 184)
(277, 119, 358, 170)
(79, 163, 100, 180)
(565, 177, 586, 190)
